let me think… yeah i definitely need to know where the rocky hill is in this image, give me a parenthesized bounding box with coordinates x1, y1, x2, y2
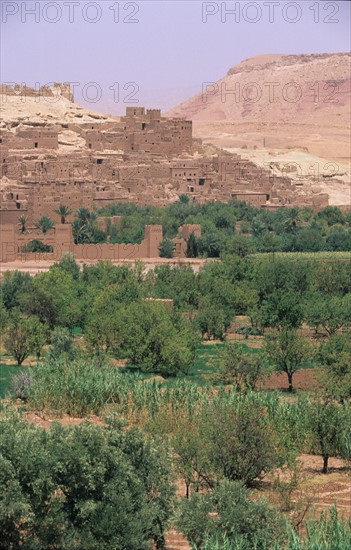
(0, 71, 348, 212)
(0, 83, 115, 126)
(167, 53, 350, 205)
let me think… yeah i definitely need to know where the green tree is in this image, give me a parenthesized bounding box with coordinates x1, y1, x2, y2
(120, 301, 197, 376)
(54, 204, 72, 224)
(265, 329, 312, 392)
(34, 215, 55, 234)
(186, 232, 199, 258)
(195, 300, 227, 340)
(308, 400, 349, 474)
(4, 314, 48, 365)
(294, 227, 325, 252)
(179, 194, 190, 204)
(198, 232, 223, 258)
(1, 271, 32, 311)
(175, 480, 285, 549)
(172, 414, 213, 498)
(4, 317, 33, 365)
(197, 263, 236, 329)
(0, 453, 32, 549)
(317, 206, 344, 226)
(85, 281, 143, 361)
(203, 400, 278, 486)
(52, 253, 80, 280)
(317, 334, 351, 401)
(85, 307, 122, 362)
(305, 294, 350, 336)
(226, 235, 255, 257)
(0, 299, 9, 331)
(20, 269, 80, 329)
(159, 238, 175, 258)
(151, 264, 199, 310)
(218, 343, 264, 392)
(26, 316, 50, 361)
(281, 208, 302, 234)
(260, 290, 304, 329)
(0, 416, 175, 549)
(326, 225, 351, 251)
(72, 208, 105, 244)
(304, 292, 328, 334)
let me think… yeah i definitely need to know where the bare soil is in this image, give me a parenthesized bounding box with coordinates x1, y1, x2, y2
(261, 368, 320, 391)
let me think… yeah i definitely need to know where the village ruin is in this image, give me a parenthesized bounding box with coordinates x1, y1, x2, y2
(0, 83, 330, 263)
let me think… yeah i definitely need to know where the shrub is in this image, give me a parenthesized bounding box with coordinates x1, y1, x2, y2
(159, 238, 175, 258)
(202, 399, 278, 485)
(236, 326, 263, 336)
(20, 239, 53, 253)
(49, 326, 74, 360)
(11, 371, 33, 401)
(175, 480, 286, 549)
(0, 415, 175, 549)
(218, 343, 264, 392)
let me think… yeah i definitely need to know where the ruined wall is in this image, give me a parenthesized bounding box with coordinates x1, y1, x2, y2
(0, 103, 329, 227)
(0, 83, 73, 101)
(173, 224, 202, 257)
(232, 192, 269, 206)
(0, 224, 16, 263)
(0, 223, 164, 263)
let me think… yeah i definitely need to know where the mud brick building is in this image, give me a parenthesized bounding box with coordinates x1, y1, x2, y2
(0, 83, 329, 260)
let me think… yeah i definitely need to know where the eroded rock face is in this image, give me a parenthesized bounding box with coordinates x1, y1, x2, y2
(166, 53, 350, 205)
(167, 53, 350, 130)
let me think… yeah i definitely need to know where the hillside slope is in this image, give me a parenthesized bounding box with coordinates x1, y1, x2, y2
(167, 53, 350, 161)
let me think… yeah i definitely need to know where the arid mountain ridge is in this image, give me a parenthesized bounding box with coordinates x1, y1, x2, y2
(167, 53, 350, 131)
(167, 53, 350, 205)
(226, 52, 350, 75)
(0, 53, 350, 210)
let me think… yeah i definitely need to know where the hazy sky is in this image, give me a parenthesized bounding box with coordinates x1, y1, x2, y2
(1, 0, 350, 114)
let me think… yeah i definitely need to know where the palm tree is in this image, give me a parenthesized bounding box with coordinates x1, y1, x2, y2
(35, 216, 55, 235)
(186, 232, 198, 258)
(18, 215, 28, 234)
(72, 209, 98, 244)
(55, 204, 72, 224)
(282, 208, 301, 234)
(76, 208, 97, 224)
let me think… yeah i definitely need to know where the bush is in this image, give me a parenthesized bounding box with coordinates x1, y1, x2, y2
(0, 415, 175, 549)
(218, 343, 264, 392)
(235, 326, 263, 336)
(175, 480, 286, 549)
(202, 399, 278, 485)
(11, 371, 33, 401)
(159, 238, 175, 258)
(120, 301, 198, 377)
(49, 326, 74, 360)
(20, 239, 53, 253)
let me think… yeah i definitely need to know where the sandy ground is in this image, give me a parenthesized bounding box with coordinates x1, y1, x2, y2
(0, 257, 212, 277)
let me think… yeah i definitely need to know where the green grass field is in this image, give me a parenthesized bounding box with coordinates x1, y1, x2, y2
(0, 338, 315, 399)
(136, 342, 263, 386)
(0, 364, 24, 398)
(250, 251, 351, 261)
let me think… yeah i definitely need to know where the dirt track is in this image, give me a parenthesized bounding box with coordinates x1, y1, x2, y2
(0, 257, 211, 277)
